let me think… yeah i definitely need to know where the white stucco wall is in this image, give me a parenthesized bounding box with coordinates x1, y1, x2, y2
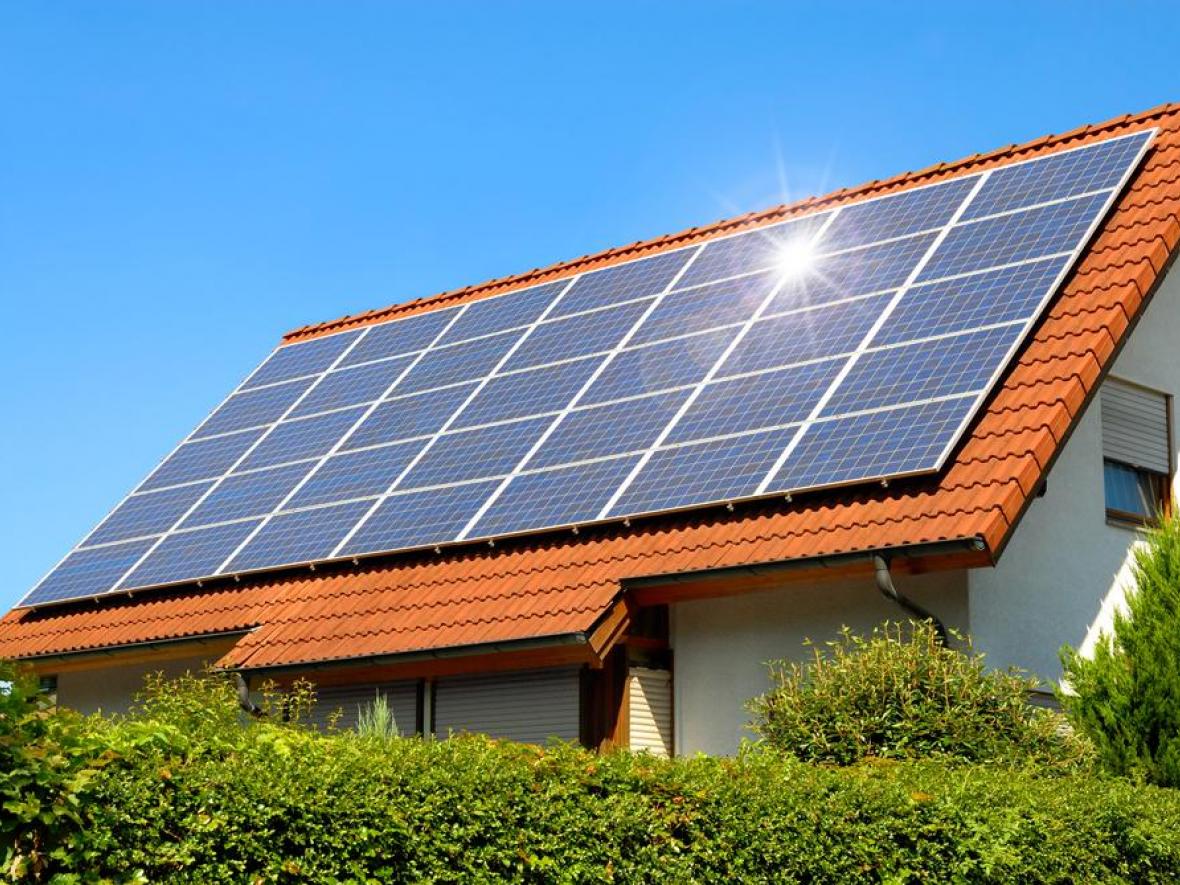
(56, 653, 221, 715)
(671, 570, 969, 756)
(969, 267, 1180, 685)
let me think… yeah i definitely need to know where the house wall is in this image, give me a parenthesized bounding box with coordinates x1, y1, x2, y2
(671, 570, 969, 756)
(56, 652, 222, 715)
(969, 267, 1180, 685)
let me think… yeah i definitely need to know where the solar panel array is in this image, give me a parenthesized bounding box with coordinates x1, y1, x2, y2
(21, 129, 1154, 607)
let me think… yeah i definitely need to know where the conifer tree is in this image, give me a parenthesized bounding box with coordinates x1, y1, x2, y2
(1061, 508, 1180, 785)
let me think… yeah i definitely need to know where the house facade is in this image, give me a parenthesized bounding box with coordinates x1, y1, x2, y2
(3, 104, 1180, 756)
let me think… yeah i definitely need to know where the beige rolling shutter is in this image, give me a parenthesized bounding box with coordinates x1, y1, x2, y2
(433, 667, 580, 744)
(628, 667, 673, 756)
(308, 681, 418, 734)
(1102, 379, 1171, 474)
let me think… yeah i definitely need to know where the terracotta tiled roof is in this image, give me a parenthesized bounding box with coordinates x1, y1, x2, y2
(4, 102, 1180, 672)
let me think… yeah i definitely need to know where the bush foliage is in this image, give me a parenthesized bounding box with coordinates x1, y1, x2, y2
(2, 667, 1180, 882)
(748, 621, 1087, 767)
(1061, 508, 1180, 787)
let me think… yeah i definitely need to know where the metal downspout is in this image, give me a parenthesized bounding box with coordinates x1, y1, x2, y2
(872, 554, 949, 645)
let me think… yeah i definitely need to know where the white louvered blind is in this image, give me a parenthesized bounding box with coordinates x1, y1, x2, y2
(308, 681, 418, 734)
(434, 667, 580, 744)
(1101, 379, 1171, 474)
(628, 667, 673, 757)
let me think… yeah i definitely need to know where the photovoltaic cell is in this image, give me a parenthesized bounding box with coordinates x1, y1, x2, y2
(631, 271, 776, 346)
(438, 281, 565, 345)
(399, 416, 550, 488)
(529, 390, 691, 469)
(237, 407, 367, 471)
(553, 250, 693, 317)
(771, 398, 968, 491)
(339, 308, 458, 368)
(472, 456, 642, 536)
(290, 356, 413, 418)
(344, 383, 477, 450)
(451, 357, 600, 429)
(287, 442, 424, 509)
(242, 329, 363, 390)
(140, 429, 265, 491)
(502, 299, 650, 372)
(877, 256, 1069, 347)
(919, 192, 1108, 281)
(193, 377, 313, 439)
(719, 293, 891, 377)
(962, 131, 1151, 221)
(609, 427, 798, 516)
(22, 130, 1151, 607)
(668, 359, 843, 444)
(120, 520, 262, 590)
(340, 481, 500, 555)
(179, 462, 310, 528)
(84, 482, 214, 546)
(225, 500, 374, 573)
(582, 329, 735, 405)
(676, 213, 833, 289)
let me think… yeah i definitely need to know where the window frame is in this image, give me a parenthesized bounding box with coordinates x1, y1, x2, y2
(1102, 377, 1173, 528)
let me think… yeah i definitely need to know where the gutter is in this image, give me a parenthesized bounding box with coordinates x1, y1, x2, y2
(873, 554, 949, 644)
(6, 629, 254, 665)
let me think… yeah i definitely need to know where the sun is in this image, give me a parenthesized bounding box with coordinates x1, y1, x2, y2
(774, 239, 816, 279)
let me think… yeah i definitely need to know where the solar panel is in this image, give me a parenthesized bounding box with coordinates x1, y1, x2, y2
(19, 129, 1154, 608)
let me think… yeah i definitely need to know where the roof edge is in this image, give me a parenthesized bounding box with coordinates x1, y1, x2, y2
(282, 101, 1180, 344)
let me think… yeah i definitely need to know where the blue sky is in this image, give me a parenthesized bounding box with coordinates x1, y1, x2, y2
(2, 1, 1178, 611)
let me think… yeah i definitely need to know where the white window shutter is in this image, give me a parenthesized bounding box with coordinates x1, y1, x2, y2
(628, 667, 673, 757)
(1101, 379, 1171, 474)
(433, 667, 580, 744)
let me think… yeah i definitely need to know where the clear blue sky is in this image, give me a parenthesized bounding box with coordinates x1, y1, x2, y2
(2, 2, 1178, 611)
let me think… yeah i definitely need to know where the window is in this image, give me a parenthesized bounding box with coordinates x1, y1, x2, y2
(1101, 378, 1172, 524)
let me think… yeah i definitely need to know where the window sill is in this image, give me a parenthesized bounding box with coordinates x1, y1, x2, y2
(1105, 513, 1156, 534)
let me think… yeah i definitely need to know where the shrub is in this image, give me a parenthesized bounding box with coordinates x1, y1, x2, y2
(748, 620, 1087, 766)
(1061, 508, 1180, 786)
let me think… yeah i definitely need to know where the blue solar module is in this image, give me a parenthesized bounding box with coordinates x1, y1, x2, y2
(438, 281, 566, 346)
(225, 500, 375, 574)
(242, 329, 363, 390)
(238, 407, 367, 471)
(344, 383, 477, 450)
(399, 416, 551, 489)
(452, 356, 600, 429)
(676, 212, 834, 289)
(668, 359, 843, 444)
(140, 429, 265, 491)
(396, 329, 520, 395)
(719, 292, 892, 377)
(21, 129, 1152, 608)
(962, 131, 1152, 221)
(287, 441, 425, 509)
(824, 326, 1020, 416)
(821, 177, 980, 250)
(179, 462, 310, 528)
(23, 540, 158, 606)
(119, 520, 262, 590)
(877, 256, 1069, 347)
(770, 398, 968, 491)
(501, 299, 650, 372)
(84, 482, 214, 546)
(529, 390, 691, 469)
(291, 355, 414, 418)
(193, 377, 313, 439)
(919, 192, 1108, 282)
(608, 427, 799, 516)
(631, 271, 777, 346)
(582, 329, 735, 405)
(339, 480, 501, 555)
(339, 307, 459, 368)
(553, 249, 694, 317)
(471, 456, 642, 537)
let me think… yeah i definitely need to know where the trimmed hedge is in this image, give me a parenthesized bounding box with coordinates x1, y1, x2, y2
(4, 672, 1180, 883)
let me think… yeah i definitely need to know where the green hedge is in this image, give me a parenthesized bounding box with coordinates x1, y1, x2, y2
(6, 671, 1180, 883)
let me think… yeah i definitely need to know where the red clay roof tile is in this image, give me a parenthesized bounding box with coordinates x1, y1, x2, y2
(4, 102, 1180, 672)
